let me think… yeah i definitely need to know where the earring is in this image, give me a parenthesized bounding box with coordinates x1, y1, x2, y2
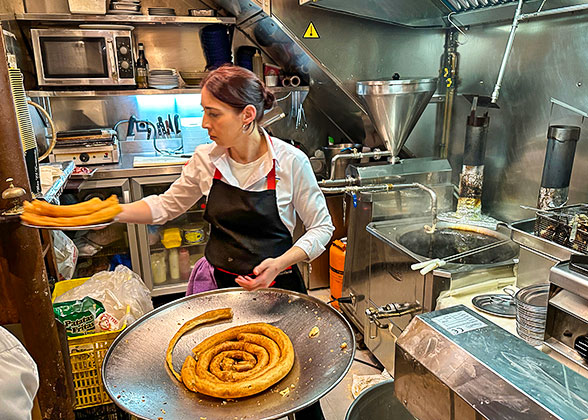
(242, 123, 249, 133)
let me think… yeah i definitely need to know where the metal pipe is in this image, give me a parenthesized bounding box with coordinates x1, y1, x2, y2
(366, 302, 422, 320)
(491, 2, 588, 104)
(320, 181, 438, 229)
(519, 3, 588, 21)
(328, 150, 393, 180)
(317, 177, 357, 188)
(320, 184, 395, 194)
(490, 0, 524, 104)
(413, 182, 438, 230)
(260, 110, 286, 127)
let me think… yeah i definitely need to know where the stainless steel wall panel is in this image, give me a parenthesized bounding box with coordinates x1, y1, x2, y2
(132, 25, 208, 73)
(444, 13, 588, 223)
(271, 0, 445, 147)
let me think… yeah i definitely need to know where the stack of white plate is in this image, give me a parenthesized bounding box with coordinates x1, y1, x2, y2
(148, 7, 175, 16)
(148, 69, 180, 89)
(108, 0, 142, 15)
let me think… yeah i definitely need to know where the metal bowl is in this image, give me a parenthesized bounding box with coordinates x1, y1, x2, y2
(514, 284, 549, 345)
(345, 380, 415, 420)
(180, 70, 208, 86)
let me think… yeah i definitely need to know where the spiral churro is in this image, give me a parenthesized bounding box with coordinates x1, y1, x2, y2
(166, 309, 294, 399)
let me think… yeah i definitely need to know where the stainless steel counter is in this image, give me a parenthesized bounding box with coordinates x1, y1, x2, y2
(87, 153, 185, 180)
(396, 305, 588, 420)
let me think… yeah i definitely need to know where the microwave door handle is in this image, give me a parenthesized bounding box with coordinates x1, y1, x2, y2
(107, 39, 118, 81)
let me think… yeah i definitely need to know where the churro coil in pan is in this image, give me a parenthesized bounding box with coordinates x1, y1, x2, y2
(183, 323, 294, 399)
(166, 308, 294, 399)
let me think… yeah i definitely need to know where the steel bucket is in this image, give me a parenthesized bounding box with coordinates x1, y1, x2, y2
(345, 380, 416, 420)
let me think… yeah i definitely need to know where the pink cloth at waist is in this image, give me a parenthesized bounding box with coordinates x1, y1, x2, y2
(186, 257, 218, 296)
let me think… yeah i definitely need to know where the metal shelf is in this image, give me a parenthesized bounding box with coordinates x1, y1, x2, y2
(151, 281, 188, 297)
(27, 88, 203, 97)
(26, 86, 309, 98)
(39, 160, 75, 204)
(14, 13, 236, 25)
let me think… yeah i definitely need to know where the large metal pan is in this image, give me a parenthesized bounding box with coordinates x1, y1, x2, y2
(102, 288, 355, 420)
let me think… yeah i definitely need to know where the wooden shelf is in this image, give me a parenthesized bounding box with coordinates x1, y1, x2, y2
(15, 13, 236, 25)
(27, 86, 309, 98)
(150, 242, 207, 253)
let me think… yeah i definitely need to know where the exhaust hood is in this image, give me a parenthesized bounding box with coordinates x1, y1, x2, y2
(299, 0, 555, 27)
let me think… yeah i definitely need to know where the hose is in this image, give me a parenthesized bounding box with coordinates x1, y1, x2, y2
(28, 100, 57, 162)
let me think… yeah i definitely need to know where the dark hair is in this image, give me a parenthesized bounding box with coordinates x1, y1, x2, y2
(201, 64, 275, 127)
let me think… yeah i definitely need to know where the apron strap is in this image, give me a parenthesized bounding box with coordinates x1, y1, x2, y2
(213, 161, 277, 190)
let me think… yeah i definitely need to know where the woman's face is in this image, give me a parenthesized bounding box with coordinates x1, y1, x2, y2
(201, 86, 251, 148)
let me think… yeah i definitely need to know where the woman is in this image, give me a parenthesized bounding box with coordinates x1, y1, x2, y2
(118, 65, 333, 420)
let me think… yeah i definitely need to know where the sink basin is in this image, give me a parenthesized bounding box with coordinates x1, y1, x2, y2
(368, 220, 519, 266)
(397, 227, 519, 264)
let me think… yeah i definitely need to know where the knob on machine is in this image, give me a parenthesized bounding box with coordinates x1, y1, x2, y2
(575, 335, 588, 362)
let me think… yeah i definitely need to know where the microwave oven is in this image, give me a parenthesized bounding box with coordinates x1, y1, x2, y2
(31, 28, 135, 87)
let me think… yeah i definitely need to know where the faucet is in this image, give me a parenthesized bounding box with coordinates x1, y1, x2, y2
(412, 182, 438, 233)
(365, 302, 422, 339)
(328, 149, 393, 180)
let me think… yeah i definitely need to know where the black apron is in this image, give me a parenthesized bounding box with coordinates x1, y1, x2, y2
(204, 160, 306, 293)
(203, 158, 322, 420)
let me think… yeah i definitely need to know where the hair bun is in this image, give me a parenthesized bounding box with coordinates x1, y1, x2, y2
(263, 89, 276, 110)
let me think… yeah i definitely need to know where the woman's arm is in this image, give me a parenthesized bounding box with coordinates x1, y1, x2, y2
(122, 151, 210, 225)
(289, 154, 335, 261)
(117, 200, 154, 224)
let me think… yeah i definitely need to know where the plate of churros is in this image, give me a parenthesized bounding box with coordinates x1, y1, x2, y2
(20, 195, 122, 230)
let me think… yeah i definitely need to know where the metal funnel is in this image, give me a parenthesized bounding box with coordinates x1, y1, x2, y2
(357, 78, 438, 157)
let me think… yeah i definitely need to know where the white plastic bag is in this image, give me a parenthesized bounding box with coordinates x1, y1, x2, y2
(51, 230, 78, 281)
(351, 370, 392, 398)
(54, 265, 153, 326)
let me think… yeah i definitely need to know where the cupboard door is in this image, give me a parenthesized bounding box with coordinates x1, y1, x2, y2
(131, 175, 209, 296)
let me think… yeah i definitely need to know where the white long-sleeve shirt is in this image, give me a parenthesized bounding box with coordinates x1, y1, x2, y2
(0, 327, 39, 420)
(143, 131, 334, 262)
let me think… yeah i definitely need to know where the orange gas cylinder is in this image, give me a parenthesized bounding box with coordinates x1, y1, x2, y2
(329, 238, 346, 309)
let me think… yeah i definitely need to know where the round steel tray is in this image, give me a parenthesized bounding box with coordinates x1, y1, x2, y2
(471, 294, 516, 318)
(102, 288, 355, 420)
(21, 220, 113, 230)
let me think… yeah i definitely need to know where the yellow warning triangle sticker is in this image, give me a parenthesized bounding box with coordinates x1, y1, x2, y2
(303, 22, 319, 39)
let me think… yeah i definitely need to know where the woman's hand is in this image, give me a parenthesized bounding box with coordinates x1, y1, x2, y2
(235, 258, 281, 291)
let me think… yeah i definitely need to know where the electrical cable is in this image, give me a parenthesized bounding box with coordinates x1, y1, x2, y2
(352, 358, 383, 371)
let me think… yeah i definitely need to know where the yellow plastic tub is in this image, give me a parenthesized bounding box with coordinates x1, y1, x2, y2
(52, 277, 128, 409)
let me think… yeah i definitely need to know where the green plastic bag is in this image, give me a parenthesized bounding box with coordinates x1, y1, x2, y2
(53, 296, 105, 337)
